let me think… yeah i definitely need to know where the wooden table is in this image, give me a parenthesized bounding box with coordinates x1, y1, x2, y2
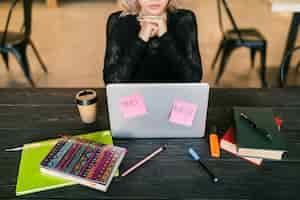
(1, 88, 299, 199)
(271, 0, 300, 84)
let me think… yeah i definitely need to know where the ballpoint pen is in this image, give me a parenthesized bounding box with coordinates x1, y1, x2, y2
(240, 112, 272, 141)
(188, 148, 219, 183)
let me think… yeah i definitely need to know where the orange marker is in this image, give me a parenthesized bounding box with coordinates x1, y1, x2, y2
(209, 126, 220, 158)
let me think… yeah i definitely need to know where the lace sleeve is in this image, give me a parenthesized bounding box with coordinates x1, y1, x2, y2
(103, 13, 147, 84)
(159, 11, 203, 82)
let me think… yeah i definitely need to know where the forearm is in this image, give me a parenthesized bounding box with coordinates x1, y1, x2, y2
(159, 32, 202, 82)
(103, 37, 147, 84)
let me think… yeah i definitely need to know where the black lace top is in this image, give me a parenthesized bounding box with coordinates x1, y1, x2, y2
(103, 9, 203, 84)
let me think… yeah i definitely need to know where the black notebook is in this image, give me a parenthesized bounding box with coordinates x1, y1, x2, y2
(233, 107, 287, 160)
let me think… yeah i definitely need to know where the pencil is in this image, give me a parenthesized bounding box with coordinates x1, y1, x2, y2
(5, 141, 57, 152)
(121, 144, 167, 177)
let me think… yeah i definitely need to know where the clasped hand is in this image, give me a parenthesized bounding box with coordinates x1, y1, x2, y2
(138, 15, 167, 42)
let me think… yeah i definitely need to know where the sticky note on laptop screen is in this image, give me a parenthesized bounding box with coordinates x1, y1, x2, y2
(169, 100, 198, 127)
(119, 93, 147, 119)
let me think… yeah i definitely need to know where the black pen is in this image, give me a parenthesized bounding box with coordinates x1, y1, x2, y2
(240, 112, 272, 141)
(188, 148, 219, 183)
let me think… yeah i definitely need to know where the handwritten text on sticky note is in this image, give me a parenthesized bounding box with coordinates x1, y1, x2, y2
(169, 100, 198, 127)
(119, 93, 147, 119)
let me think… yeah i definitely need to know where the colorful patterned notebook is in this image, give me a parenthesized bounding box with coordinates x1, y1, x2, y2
(16, 131, 115, 196)
(40, 136, 127, 192)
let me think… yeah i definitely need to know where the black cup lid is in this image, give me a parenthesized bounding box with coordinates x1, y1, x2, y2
(76, 89, 97, 106)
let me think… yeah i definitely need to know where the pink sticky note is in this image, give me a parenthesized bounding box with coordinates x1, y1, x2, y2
(169, 100, 198, 127)
(119, 93, 147, 119)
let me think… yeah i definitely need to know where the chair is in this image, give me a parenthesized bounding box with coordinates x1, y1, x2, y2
(211, 0, 268, 87)
(0, 0, 48, 87)
(279, 46, 300, 87)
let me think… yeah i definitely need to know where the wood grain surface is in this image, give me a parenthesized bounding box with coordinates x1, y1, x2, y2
(0, 88, 299, 200)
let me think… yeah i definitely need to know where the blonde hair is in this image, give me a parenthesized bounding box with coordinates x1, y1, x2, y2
(119, 0, 179, 16)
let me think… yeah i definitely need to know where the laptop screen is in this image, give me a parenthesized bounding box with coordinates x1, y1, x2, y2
(106, 83, 209, 138)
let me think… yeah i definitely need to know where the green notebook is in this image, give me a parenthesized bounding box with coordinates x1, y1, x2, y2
(233, 107, 287, 160)
(16, 130, 115, 196)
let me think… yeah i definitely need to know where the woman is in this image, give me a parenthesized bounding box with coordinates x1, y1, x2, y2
(103, 0, 203, 84)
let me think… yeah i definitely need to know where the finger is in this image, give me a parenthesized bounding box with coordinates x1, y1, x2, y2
(139, 19, 158, 27)
(137, 16, 155, 21)
(150, 30, 155, 38)
(143, 15, 166, 22)
(139, 18, 163, 24)
(140, 22, 147, 28)
(151, 29, 158, 38)
(147, 23, 159, 30)
(140, 15, 162, 20)
(152, 25, 159, 32)
(146, 24, 158, 36)
(151, 26, 159, 37)
(139, 18, 161, 23)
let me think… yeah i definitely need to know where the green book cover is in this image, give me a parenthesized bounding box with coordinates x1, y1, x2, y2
(233, 107, 287, 160)
(16, 130, 115, 196)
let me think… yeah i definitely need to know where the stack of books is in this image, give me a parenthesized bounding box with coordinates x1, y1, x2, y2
(220, 107, 287, 166)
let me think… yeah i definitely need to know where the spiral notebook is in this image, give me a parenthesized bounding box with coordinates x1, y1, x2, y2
(40, 137, 127, 192)
(16, 131, 115, 196)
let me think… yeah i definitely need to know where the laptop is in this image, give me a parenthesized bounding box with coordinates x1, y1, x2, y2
(106, 83, 210, 138)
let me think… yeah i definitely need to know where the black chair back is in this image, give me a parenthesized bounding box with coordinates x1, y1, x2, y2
(1, 0, 32, 46)
(217, 0, 242, 40)
(23, 0, 32, 38)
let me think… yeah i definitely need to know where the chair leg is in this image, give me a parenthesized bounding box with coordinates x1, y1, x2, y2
(279, 13, 300, 81)
(215, 45, 234, 84)
(279, 52, 289, 87)
(211, 41, 224, 70)
(281, 46, 300, 85)
(10, 45, 35, 87)
(296, 60, 300, 71)
(250, 48, 257, 68)
(29, 40, 48, 73)
(259, 47, 268, 88)
(1, 52, 9, 71)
